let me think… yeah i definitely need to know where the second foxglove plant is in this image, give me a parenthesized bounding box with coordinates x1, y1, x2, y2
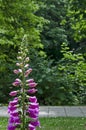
(7, 42, 40, 130)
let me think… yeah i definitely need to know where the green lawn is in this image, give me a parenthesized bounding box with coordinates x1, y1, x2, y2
(0, 117, 86, 130)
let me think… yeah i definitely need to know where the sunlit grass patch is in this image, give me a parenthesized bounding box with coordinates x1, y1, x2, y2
(38, 117, 86, 130)
(0, 117, 8, 130)
(0, 117, 86, 130)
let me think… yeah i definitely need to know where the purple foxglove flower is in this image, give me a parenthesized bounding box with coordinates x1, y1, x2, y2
(12, 78, 21, 86)
(14, 97, 18, 100)
(29, 113, 38, 119)
(9, 100, 18, 106)
(25, 68, 32, 77)
(8, 115, 21, 126)
(29, 103, 39, 109)
(28, 108, 39, 119)
(26, 79, 34, 83)
(9, 91, 18, 97)
(8, 48, 40, 130)
(13, 69, 19, 74)
(28, 82, 37, 88)
(7, 124, 16, 130)
(13, 116, 21, 124)
(28, 108, 39, 114)
(15, 78, 21, 82)
(13, 69, 22, 74)
(11, 111, 19, 117)
(8, 116, 14, 123)
(28, 88, 37, 94)
(8, 106, 17, 113)
(28, 124, 35, 130)
(29, 96, 37, 103)
(30, 120, 40, 127)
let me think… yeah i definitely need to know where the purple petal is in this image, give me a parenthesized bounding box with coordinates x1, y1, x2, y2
(29, 82, 37, 88)
(27, 88, 37, 94)
(9, 100, 18, 106)
(29, 103, 39, 109)
(29, 96, 37, 103)
(25, 68, 32, 77)
(30, 120, 40, 127)
(26, 79, 34, 83)
(28, 124, 35, 130)
(7, 124, 16, 130)
(9, 91, 18, 97)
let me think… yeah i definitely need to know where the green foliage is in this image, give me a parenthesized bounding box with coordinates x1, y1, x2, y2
(67, 0, 86, 50)
(0, 0, 45, 71)
(29, 43, 86, 105)
(0, 0, 44, 47)
(0, 0, 45, 104)
(37, 0, 68, 61)
(0, 0, 86, 106)
(57, 43, 86, 105)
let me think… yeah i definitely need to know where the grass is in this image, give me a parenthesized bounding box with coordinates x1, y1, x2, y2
(0, 117, 8, 130)
(0, 117, 86, 130)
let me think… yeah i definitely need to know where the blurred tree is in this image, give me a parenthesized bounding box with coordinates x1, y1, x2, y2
(0, 0, 45, 71)
(67, 0, 86, 53)
(37, 0, 68, 61)
(57, 43, 86, 105)
(0, 0, 45, 103)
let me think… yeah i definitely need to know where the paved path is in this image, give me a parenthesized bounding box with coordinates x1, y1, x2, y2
(0, 106, 86, 117)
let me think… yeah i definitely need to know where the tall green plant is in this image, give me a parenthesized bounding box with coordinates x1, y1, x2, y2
(8, 38, 40, 130)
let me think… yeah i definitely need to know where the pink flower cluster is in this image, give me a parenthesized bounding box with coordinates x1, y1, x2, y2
(8, 98, 21, 130)
(8, 54, 40, 130)
(27, 96, 40, 130)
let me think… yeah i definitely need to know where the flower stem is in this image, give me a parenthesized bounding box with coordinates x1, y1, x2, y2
(21, 60, 26, 130)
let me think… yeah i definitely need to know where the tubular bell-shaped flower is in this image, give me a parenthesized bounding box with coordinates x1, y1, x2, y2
(25, 68, 32, 77)
(29, 120, 40, 127)
(26, 79, 34, 83)
(13, 69, 22, 74)
(7, 124, 17, 130)
(28, 82, 37, 88)
(9, 91, 18, 97)
(12, 79, 21, 86)
(29, 96, 37, 103)
(28, 124, 35, 130)
(27, 88, 37, 94)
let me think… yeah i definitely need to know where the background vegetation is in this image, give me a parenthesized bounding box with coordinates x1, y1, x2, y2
(0, 0, 86, 105)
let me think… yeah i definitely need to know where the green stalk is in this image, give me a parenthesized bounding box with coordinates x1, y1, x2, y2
(21, 59, 26, 130)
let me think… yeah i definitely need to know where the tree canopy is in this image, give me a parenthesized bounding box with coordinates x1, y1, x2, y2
(0, 0, 86, 105)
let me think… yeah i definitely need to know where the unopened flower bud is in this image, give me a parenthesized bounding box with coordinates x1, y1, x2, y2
(25, 57, 29, 62)
(25, 68, 32, 77)
(13, 69, 22, 74)
(29, 82, 37, 88)
(27, 88, 37, 94)
(17, 56, 22, 60)
(12, 78, 21, 86)
(26, 79, 34, 83)
(24, 64, 29, 68)
(9, 91, 18, 96)
(16, 63, 20, 66)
